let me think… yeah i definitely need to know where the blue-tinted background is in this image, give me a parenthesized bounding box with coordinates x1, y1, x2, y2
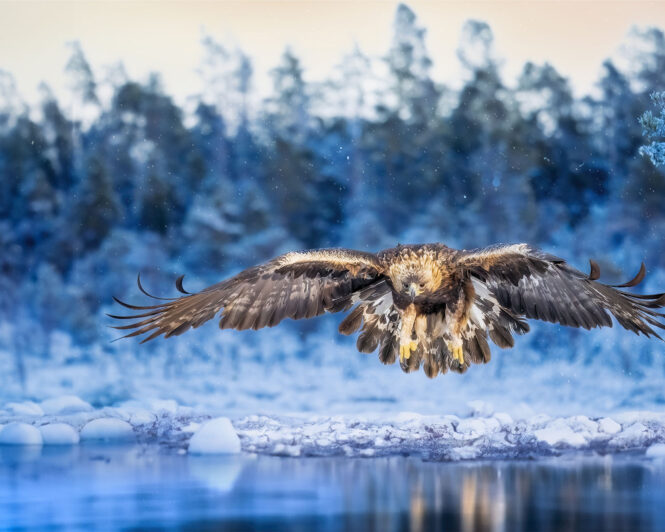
(1, 4, 665, 410)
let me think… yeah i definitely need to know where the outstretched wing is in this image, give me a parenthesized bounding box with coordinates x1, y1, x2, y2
(458, 243, 665, 341)
(110, 249, 384, 342)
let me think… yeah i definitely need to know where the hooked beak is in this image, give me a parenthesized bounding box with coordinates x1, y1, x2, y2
(408, 283, 421, 298)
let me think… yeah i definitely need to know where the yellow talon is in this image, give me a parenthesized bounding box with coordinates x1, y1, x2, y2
(447, 343, 465, 365)
(399, 344, 409, 361)
(399, 341, 419, 362)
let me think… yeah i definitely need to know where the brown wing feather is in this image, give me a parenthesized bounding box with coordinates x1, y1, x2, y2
(458, 244, 665, 340)
(110, 248, 384, 342)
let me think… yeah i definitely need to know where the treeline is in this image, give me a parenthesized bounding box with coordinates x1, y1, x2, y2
(1, 4, 665, 353)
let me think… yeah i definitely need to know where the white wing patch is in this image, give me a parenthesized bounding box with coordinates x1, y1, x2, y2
(466, 277, 530, 349)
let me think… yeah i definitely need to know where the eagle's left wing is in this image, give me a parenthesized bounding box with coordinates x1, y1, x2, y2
(110, 248, 385, 342)
(457, 244, 665, 344)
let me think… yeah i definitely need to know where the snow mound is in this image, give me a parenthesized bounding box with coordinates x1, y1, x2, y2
(598, 417, 622, 435)
(646, 443, 665, 458)
(4, 401, 44, 417)
(0, 422, 43, 446)
(40, 396, 93, 415)
(534, 417, 596, 447)
(188, 417, 241, 455)
(534, 425, 587, 447)
(129, 411, 157, 426)
(80, 418, 135, 442)
(39, 423, 80, 445)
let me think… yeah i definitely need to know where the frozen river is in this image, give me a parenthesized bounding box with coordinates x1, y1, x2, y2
(1, 445, 665, 531)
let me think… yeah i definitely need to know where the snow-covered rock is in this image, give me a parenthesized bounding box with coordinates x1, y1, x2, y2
(0, 422, 43, 446)
(646, 443, 665, 458)
(448, 445, 483, 461)
(532, 419, 588, 447)
(40, 396, 92, 415)
(610, 422, 652, 449)
(181, 422, 201, 434)
(456, 417, 501, 438)
(598, 417, 622, 435)
(272, 443, 301, 457)
(129, 411, 157, 426)
(188, 417, 241, 455)
(5, 401, 44, 417)
(493, 412, 514, 427)
(566, 416, 599, 438)
(39, 423, 80, 445)
(80, 418, 135, 442)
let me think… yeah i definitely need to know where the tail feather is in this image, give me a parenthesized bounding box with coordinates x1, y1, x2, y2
(378, 335, 398, 365)
(339, 305, 364, 335)
(356, 315, 382, 353)
(423, 337, 447, 378)
(475, 329, 491, 363)
(400, 342, 423, 373)
(463, 337, 483, 365)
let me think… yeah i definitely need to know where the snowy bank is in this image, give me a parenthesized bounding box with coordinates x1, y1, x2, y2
(230, 411, 665, 460)
(1, 392, 665, 459)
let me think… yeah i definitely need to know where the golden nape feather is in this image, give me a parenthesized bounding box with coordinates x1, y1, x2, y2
(110, 243, 665, 378)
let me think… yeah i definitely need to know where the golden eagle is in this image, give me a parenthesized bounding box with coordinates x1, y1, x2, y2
(110, 244, 665, 378)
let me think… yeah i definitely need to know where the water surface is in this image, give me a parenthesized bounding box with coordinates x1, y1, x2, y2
(1, 445, 664, 531)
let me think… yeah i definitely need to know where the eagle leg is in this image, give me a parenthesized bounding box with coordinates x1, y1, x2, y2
(399, 303, 418, 362)
(445, 288, 470, 366)
(399, 341, 418, 361)
(447, 339, 465, 365)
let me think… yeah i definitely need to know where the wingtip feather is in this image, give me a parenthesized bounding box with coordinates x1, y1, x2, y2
(588, 259, 601, 281)
(612, 262, 646, 288)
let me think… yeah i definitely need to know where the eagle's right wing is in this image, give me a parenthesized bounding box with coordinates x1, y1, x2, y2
(110, 248, 385, 342)
(458, 244, 665, 342)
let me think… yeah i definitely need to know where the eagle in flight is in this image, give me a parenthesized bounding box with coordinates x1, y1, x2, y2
(111, 244, 665, 378)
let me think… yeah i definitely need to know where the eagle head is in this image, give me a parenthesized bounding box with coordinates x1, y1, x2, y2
(400, 269, 439, 299)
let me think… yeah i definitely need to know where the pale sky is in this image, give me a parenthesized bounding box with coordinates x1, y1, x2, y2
(1, 1, 665, 105)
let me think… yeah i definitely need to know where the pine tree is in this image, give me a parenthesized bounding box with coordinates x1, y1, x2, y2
(0, 70, 26, 129)
(263, 49, 344, 248)
(65, 41, 99, 108)
(199, 35, 254, 133)
(104, 77, 193, 229)
(516, 61, 606, 223)
(385, 4, 440, 124)
(68, 153, 122, 252)
(39, 84, 76, 191)
(598, 60, 641, 176)
(447, 21, 510, 203)
(621, 27, 665, 95)
(266, 49, 310, 142)
(639, 92, 665, 167)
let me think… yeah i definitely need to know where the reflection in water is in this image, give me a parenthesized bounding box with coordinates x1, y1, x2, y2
(0, 446, 664, 531)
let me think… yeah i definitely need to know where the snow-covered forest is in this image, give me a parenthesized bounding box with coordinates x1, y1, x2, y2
(1, 4, 665, 414)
